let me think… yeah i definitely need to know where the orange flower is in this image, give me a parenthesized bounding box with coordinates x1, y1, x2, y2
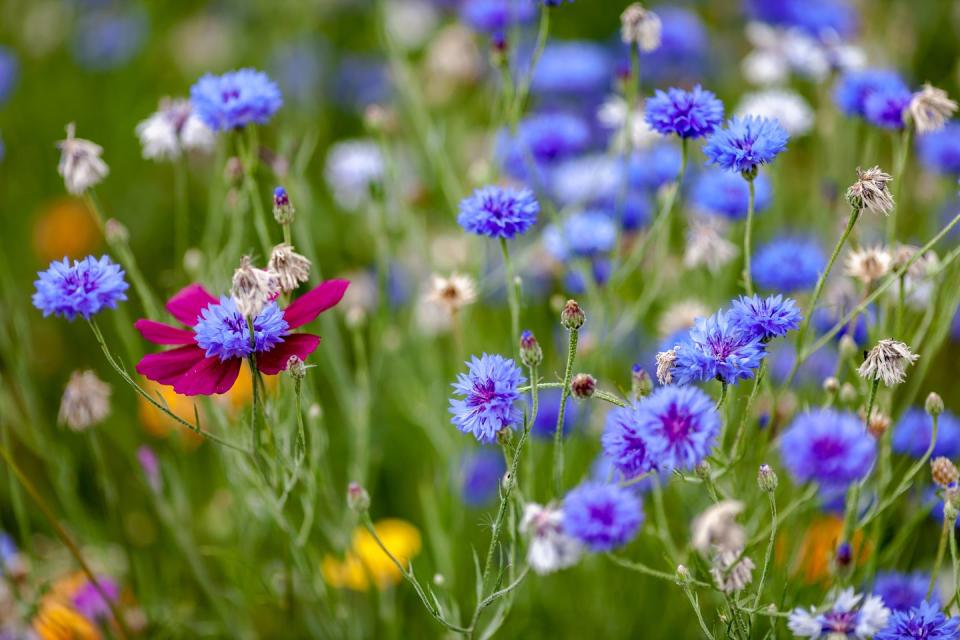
(32, 598, 101, 640)
(137, 379, 203, 448)
(787, 515, 871, 583)
(323, 519, 422, 591)
(33, 197, 101, 263)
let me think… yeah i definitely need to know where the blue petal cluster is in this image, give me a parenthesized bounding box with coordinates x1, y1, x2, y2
(460, 449, 506, 507)
(633, 386, 720, 471)
(918, 123, 960, 175)
(768, 343, 838, 387)
(645, 85, 724, 139)
(729, 294, 802, 342)
(864, 87, 912, 130)
(543, 210, 617, 261)
(872, 572, 937, 612)
(33, 255, 129, 320)
(834, 69, 908, 118)
(892, 408, 960, 459)
(751, 237, 826, 292)
(746, 0, 858, 38)
(875, 602, 959, 640)
(458, 186, 540, 239)
(562, 482, 642, 552)
(703, 116, 789, 173)
(673, 311, 767, 385)
(190, 68, 283, 131)
(779, 409, 876, 489)
(532, 42, 610, 96)
(691, 168, 772, 219)
(500, 112, 591, 179)
(628, 144, 683, 191)
(460, 0, 536, 35)
(601, 401, 658, 479)
(194, 297, 289, 361)
(450, 354, 526, 443)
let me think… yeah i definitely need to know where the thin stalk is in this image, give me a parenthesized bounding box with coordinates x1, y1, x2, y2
(238, 127, 274, 257)
(500, 238, 521, 352)
(510, 6, 551, 130)
(715, 382, 728, 412)
(682, 586, 716, 640)
(652, 476, 679, 561)
(606, 554, 711, 588)
(518, 382, 628, 407)
(929, 517, 950, 599)
(553, 328, 579, 495)
(895, 274, 906, 339)
(887, 127, 912, 244)
(863, 378, 880, 429)
(743, 176, 757, 295)
(751, 492, 777, 624)
(731, 361, 765, 458)
(949, 515, 960, 610)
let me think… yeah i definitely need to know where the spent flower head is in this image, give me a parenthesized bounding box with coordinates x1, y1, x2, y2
(268, 244, 311, 293)
(57, 123, 109, 194)
(231, 255, 280, 318)
(845, 246, 892, 284)
(908, 84, 958, 134)
(858, 339, 919, 387)
(846, 166, 895, 215)
(620, 4, 661, 52)
(58, 370, 111, 431)
(427, 273, 477, 316)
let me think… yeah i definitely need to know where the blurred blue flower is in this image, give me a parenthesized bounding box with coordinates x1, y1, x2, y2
(269, 40, 328, 108)
(71, 7, 147, 71)
(834, 69, 908, 118)
(530, 388, 579, 439)
(917, 123, 960, 175)
(601, 400, 658, 479)
(550, 154, 623, 207)
(458, 185, 540, 239)
(813, 305, 872, 346)
(871, 571, 936, 611)
(691, 168, 772, 219)
(563, 482, 642, 552)
(333, 55, 391, 111)
(780, 408, 876, 490)
(673, 310, 766, 385)
(768, 343, 838, 387)
(542, 210, 617, 260)
(532, 41, 610, 97)
(500, 112, 591, 179)
(751, 237, 825, 292)
(645, 85, 724, 139)
(704, 116, 789, 174)
(864, 87, 911, 130)
(729, 294, 802, 342)
(450, 353, 526, 443)
(33, 256, 129, 321)
(0, 46, 17, 105)
(893, 407, 960, 459)
(744, 0, 858, 38)
(460, 449, 506, 506)
(460, 0, 536, 35)
(563, 258, 612, 294)
(191, 69, 283, 131)
(874, 602, 958, 640)
(628, 144, 682, 191)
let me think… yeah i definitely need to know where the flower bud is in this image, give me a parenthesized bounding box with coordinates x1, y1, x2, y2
(838, 334, 858, 359)
(347, 482, 370, 513)
(675, 564, 691, 585)
(287, 356, 307, 380)
(273, 186, 295, 225)
(519, 330, 543, 368)
(757, 464, 778, 492)
(571, 373, 596, 399)
(224, 156, 244, 185)
(560, 299, 585, 330)
(864, 408, 889, 438)
(931, 457, 959, 488)
(927, 392, 945, 417)
(104, 219, 129, 244)
(839, 383, 858, 405)
(631, 365, 653, 398)
(835, 542, 853, 569)
(694, 460, 711, 480)
(822, 376, 839, 394)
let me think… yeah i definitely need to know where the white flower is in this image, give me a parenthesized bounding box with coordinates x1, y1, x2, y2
(324, 139, 385, 211)
(684, 216, 737, 274)
(58, 370, 111, 431)
(426, 272, 477, 315)
(908, 84, 958, 134)
(520, 503, 582, 575)
(597, 96, 662, 152)
(710, 549, 755, 594)
(135, 98, 215, 161)
(858, 339, 918, 387)
(268, 243, 312, 292)
(57, 123, 109, 194)
(787, 608, 822, 637)
(691, 500, 746, 554)
(844, 246, 892, 284)
(856, 594, 890, 638)
(230, 255, 280, 318)
(737, 89, 815, 136)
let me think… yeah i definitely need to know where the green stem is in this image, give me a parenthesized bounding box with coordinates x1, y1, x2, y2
(683, 586, 716, 640)
(510, 6, 551, 130)
(500, 238, 521, 352)
(949, 515, 960, 610)
(895, 274, 906, 339)
(731, 361, 765, 458)
(553, 329, 579, 496)
(743, 176, 756, 295)
(929, 517, 950, 600)
(863, 378, 880, 429)
(887, 127, 912, 244)
(751, 493, 777, 622)
(606, 554, 711, 588)
(715, 382, 728, 412)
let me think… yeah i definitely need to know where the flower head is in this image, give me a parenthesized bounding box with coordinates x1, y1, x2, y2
(834, 69, 909, 118)
(323, 519, 422, 591)
(692, 168, 773, 220)
(194, 296, 288, 360)
(268, 244, 312, 293)
(601, 401, 658, 480)
(323, 139, 385, 210)
(520, 503, 582, 574)
(231, 255, 279, 318)
(135, 98, 215, 161)
(459, 0, 536, 36)
(644, 85, 724, 139)
(450, 354, 525, 443)
(56, 123, 109, 194)
(711, 549, 755, 594)
(729, 294, 802, 342)
(58, 370, 111, 431)
(737, 88, 815, 137)
(893, 408, 960, 459)
(874, 602, 958, 640)
(864, 87, 912, 130)
(673, 311, 766, 385)
(683, 216, 738, 273)
(532, 42, 610, 97)
(780, 409, 876, 489)
(460, 449, 506, 506)
(872, 572, 937, 612)
(789, 588, 890, 639)
(917, 123, 960, 175)
(501, 112, 591, 178)
(655, 348, 677, 385)
(632, 385, 720, 471)
(908, 85, 958, 134)
(190, 68, 282, 131)
(427, 273, 477, 316)
(562, 482, 643, 552)
(845, 246, 892, 284)
(703, 115, 789, 174)
(458, 186, 539, 240)
(846, 166, 895, 215)
(691, 500, 745, 554)
(752, 237, 826, 292)
(858, 339, 918, 387)
(543, 210, 617, 260)
(620, 4, 661, 52)
(33, 255, 129, 320)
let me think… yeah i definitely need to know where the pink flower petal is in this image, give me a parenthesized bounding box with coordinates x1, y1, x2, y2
(134, 319, 196, 345)
(283, 279, 350, 329)
(135, 345, 208, 386)
(257, 333, 321, 375)
(173, 356, 242, 396)
(166, 283, 218, 326)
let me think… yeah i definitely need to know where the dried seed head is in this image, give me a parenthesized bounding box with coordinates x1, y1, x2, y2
(427, 272, 477, 316)
(711, 549, 755, 594)
(845, 246, 892, 285)
(857, 339, 919, 387)
(691, 500, 746, 554)
(58, 370, 111, 431)
(231, 255, 279, 318)
(656, 348, 678, 385)
(931, 457, 959, 488)
(57, 123, 109, 194)
(268, 243, 312, 293)
(846, 166, 895, 216)
(620, 3, 661, 52)
(908, 84, 957, 134)
(865, 410, 890, 438)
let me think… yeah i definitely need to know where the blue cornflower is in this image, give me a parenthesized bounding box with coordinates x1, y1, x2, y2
(460, 449, 506, 506)
(745, 0, 858, 38)
(751, 237, 826, 292)
(875, 602, 959, 640)
(601, 401, 658, 479)
(562, 482, 642, 552)
(450, 354, 526, 443)
(190, 69, 283, 131)
(460, 0, 536, 35)
(703, 116, 789, 174)
(71, 7, 147, 72)
(194, 297, 288, 361)
(549, 154, 622, 208)
(872, 572, 937, 612)
(834, 69, 909, 118)
(673, 311, 766, 385)
(531, 388, 579, 438)
(563, 258, 612, 294)
(779, 409, 876, 489)
(33, 255, 129, 320)
(644, 85, 724, 139)
(0, 46, 17, 105)
(917, 122, 960, 175)
(500, 112, 591, 178)
(633, 385, 720, 471)
(458, 186, 539, 239)
(627, 144, 682, 191)
(691, 168, 772, 219)
(864, 87, 912, 130)
(729, 294, 802, 342)
(532, 41, 610, 96)
(542, 210, 617, 261)
(893, 408, 960, 459)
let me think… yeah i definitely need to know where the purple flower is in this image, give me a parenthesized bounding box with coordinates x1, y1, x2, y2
(194, 297, 289, 361)
(703, 116, 789, 174)
(190, 69, 283, 131)
(751, 237, 826, 293)
(632, 385, 720, 471)
(563, 482, 643, 552)
(673, 311, 767, 385)
(450, 354, 526, 443)
(72, 576, 120, 621)
(779, 409, 876, 489)
(875, 602, 959, 640)
(729, 294, 802, 341)
(745, 0, 858, 38)
(460, 449, 506, 506)
(601, 401, 658, 479)
(33, 255, 129, 320)
(834, 69, 909, 118)
(691, 168, 773, 220)
(872, 572, 937, 612)
(864, 87, 912, 130)
(458, 186, 539, 239)
(892, 408, 960, 459)
(644, 85, 724, 139)
(137, 446, 161, 492)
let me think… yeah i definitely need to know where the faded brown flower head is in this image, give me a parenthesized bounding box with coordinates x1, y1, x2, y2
(846, 166, 894, 216)
(865, 410, 890, 439)
(426, 272, 477, 316)
(857, 339, 919, 387)
(57, 123, 109, 194)
(932, 457, 959, 488)
(231, 255, 279, 317)
(691, 500, 746, 554)
(908, 84, 958, 134)
(844, 246, 892, 285)
(710, 549, 755, 594)
(58, 370, 111, 431)
(892, 244, 938, 279)
(620, 3, 661, 52)
(656, 348, 677, 385)
(268, 243, 312, 292)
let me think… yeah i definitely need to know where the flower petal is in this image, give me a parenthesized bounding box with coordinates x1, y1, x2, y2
(166, 283, 218, 326)
(134, 319, 196, 345)
(173, 355, 242, 396)
(135, 345, 208, 386)
(257, 333, 321, 375)
(283, 279, 350, 329)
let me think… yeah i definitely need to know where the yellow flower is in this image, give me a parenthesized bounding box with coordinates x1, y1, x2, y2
(137, 379, 203, 449)
(33, 197, 101, 263)
(323, 519, 422, 591)
(32, 598, 100, 640)
(778, 515, 870, 583)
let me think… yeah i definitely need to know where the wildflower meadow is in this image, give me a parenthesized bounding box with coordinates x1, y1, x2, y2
(5, 0, 960, 637)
